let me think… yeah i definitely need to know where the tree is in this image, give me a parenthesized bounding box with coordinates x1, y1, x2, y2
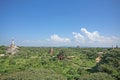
(57, 50, 65, 60)
(0, 46, 7, 54)
(95, 49, 120, 80)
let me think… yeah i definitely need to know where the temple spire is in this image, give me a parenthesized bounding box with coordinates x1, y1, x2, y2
(11, 39, 15, 45)
(10, 39, 15, 48)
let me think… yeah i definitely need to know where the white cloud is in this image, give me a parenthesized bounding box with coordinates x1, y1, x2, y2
(72, 32, 85, 43)
(21, 35, 71, 47)
(20, 28, 120, 47)
(81, 28, 103, 42)
(50, 34, 71, 42)
(81, 28, 119, 44)
(71, 28, 120, 47)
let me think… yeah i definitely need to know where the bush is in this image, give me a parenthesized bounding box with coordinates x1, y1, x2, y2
(95, 49, 120, 80)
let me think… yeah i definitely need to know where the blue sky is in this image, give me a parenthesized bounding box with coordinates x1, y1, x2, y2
(0, 0, 120, 47)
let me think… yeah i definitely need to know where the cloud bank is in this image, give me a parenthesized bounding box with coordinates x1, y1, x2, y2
(22, 28, 120, 47)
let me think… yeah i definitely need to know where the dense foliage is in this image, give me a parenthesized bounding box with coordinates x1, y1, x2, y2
(94, 49, 120, 80)
(0, 46, 119, 80)
(0, 46, 7, 54)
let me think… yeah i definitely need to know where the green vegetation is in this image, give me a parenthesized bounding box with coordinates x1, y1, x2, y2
(94, 49, 120, 80)
(0, 46, 119, 80)
(0, 46, 7, 54)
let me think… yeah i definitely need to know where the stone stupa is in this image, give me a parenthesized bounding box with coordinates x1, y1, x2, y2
(6, 39, 18, 55)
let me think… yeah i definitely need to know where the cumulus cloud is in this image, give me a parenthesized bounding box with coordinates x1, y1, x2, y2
(45, 34, 71, 46)
(71, 28, 120, 47)
(22, 34, 71, 46)
(81, 28, 105, 42)
(81, 28, 100, 42)
(81, 28, 119, 43)
(21, 28, 120, 47)
(49, 34, 71, 42)
(72, 32, 85, 43)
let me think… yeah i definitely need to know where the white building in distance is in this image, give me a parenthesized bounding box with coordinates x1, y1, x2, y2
(6, 39, 18, 55)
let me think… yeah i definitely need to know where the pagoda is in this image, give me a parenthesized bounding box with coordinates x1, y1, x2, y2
(6, 39, 18, 55)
